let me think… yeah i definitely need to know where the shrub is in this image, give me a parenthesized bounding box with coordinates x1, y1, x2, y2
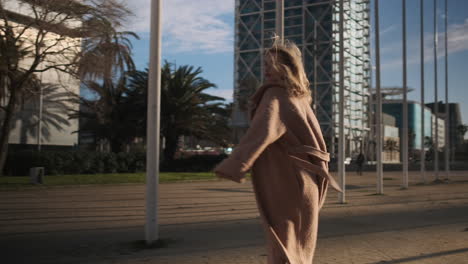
(160, 154, 227, 172)
(4, 150, 146, 176)
(4, 150, 225, 176)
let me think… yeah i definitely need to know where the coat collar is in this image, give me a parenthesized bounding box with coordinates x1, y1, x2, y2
(248, 82, 284, 120)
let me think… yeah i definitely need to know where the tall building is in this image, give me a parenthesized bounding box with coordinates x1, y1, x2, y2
(382, 101, 433, 151)
(232, 0, 371, 158)
(382, 101, 446, 163)
(425, 102, 463, 154)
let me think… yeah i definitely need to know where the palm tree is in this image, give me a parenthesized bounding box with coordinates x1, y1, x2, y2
(383, 138, 399, 162)
(127, 62, 230, 162)
(73, 14, 140, 153)
(78, 16, 139, 81)
(456, 124, 468, 140)
(74, 75, 134, 152)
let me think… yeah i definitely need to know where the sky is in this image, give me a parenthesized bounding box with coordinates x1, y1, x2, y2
(124, 0, 468, 124)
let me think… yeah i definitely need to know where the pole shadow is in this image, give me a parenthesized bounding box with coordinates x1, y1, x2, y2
(373, 248, 468, 264)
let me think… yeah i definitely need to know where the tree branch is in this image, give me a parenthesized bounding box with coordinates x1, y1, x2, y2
(14, 22, 36, 42)
(33, 63, 76, 73)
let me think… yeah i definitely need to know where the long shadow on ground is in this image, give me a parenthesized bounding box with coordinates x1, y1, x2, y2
(1, 203, 467, 263)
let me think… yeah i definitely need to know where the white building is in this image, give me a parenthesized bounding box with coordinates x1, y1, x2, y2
(432, 115, 445, 151)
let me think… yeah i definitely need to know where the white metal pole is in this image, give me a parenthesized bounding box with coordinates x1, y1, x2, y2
(375, 0, 384, 194)
(314, 22, 318, 112)
(146, 0, 162, 244)
(433, 0, 439, 180)
(402, 0, 409, 189)
(338, 0, 346, 203)
(37, 82, 43, 151)
(444, 0, 449, 180)
(420, 0, 426, 184)
(276, 0, 284, 41)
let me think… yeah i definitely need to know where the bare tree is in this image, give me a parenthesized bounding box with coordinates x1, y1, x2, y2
(0, 0, 133, 175)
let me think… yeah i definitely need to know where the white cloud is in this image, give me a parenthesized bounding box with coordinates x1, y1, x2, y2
(123, 0, 234, 54)
(379, 18, 468, 69)
(381, 24, 399, 36)
(123, 0, 151, 33)
(206, 88, 233, 101)
(445, 18, 468, 54)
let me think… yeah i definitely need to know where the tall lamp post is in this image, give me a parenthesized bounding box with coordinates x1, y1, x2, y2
(338, 0, 346, 203)
(420, 0, 426, 184)
(444, 0, 449, 180)
(375, 0, 384, 194)
(276, 0, 284, 41)
(402, 0, 409, 189)
(433, 0, 439, 181)
(37, 80, 43, 151)
(146, 0, 162, 244)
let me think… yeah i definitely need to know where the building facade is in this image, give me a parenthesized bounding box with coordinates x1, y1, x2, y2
(430, 114, 445, 151)
(426, 102, 463, 154)
(232, 0, 371, 158)
(382, 101, 446, 163)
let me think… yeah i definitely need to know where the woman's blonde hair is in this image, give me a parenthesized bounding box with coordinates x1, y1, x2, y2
(265, 37, 311, 100)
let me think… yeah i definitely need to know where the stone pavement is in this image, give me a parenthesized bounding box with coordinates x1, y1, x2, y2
(1, 171, 468, 264)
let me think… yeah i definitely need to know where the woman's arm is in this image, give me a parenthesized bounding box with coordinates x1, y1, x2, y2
(214, 88, 287, 183)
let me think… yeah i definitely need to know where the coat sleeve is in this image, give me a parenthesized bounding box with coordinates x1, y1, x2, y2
(214, 89, 287, 183)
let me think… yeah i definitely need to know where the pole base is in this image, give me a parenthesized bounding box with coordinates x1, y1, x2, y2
(131, 238, 175, 250)
(432, 178, 445, 184)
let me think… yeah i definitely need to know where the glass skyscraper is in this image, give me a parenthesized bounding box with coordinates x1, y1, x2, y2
(232, 0, 371, 158)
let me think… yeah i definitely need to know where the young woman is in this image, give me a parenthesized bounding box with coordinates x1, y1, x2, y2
(214, 39, 342, 264)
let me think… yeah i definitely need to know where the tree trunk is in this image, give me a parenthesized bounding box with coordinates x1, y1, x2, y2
(164, 134, 179, 163)
(0, 92, 17, 176)
(110, 137, 123, 153)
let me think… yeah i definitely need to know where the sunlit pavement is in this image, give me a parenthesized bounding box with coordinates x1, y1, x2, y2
(1, 171, 467, 264)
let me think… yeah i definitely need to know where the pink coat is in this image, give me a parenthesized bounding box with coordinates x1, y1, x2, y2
(214, 83, 342, 264)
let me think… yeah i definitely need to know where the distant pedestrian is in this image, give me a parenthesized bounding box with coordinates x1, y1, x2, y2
(214, 37, 342, 264)
(356, 152, 365, 176)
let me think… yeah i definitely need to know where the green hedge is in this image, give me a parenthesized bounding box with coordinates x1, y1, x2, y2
(5, 151, 146, 176)
(160, 154, 227, 172)
(4, 151, 226, 176)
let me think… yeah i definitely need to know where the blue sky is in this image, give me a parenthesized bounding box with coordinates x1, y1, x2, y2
(126, 0, 468, 124)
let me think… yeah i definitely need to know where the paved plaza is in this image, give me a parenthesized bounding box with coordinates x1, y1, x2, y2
(1, 171, 468, 264)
